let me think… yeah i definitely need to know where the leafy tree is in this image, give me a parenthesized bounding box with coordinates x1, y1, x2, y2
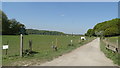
(85, 18, 120, 37)
(2, 11, 10, 35)
(8, 19, 26, 35)
(1, 10, 26, 35)
(85, 29, 93, 36)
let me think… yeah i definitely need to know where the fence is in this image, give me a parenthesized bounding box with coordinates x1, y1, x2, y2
(103, 39, 119, 53)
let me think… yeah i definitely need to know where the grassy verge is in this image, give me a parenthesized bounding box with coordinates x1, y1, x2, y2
(100, 39, 120, 66)
(2, 35, 95, 66)
(106, 37, 118, 45)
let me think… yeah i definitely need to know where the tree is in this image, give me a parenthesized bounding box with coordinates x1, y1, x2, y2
(85, 18, 120, 37)
(2, 11, 10, 35)
(1, 10, 26, 35)
(85, 29, 93, 36)
(26, 29, 65, 35)
(8, 19, 26, 35)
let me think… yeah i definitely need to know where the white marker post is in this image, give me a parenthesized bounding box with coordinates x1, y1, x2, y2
(117, 40, 118, 48)
(20, 34, 23, 57)
(71, 40, 73, 45)
(117, 40, 118, 45)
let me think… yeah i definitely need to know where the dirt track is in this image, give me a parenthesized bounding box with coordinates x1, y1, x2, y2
(39, 38, 116, 66)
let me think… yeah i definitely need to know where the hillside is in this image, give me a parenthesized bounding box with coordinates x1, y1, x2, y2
(26, 29, 65, 35)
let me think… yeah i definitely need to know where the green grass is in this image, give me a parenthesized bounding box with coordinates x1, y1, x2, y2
(2, 35, 95, 66)
(100, 37, 120, 66)
(106, 36, 119, 45)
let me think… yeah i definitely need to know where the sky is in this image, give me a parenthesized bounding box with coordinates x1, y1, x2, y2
(2, 2, 118, 34)
(2, 0, 120, 2)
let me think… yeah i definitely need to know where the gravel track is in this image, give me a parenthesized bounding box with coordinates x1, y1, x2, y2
(39, 38, 116, 66)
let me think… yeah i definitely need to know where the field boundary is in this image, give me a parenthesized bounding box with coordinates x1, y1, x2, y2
(100, 39, 120, 66)
(103, 39, 118, 53)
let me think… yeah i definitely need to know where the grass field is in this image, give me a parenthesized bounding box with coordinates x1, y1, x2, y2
(2, 35, 95, 66)
(100, 36, 120, 65)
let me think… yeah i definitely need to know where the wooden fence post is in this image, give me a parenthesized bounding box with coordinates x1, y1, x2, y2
(29, 40, 32, 52)
(118, 39, 120, 54)
(6, 49, 8, 55)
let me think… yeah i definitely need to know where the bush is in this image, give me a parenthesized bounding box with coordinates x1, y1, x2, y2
(68, 44, 74, 46)
(23, 49, 38, 57)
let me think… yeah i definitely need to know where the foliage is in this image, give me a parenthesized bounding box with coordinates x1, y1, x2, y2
(1, 10, 26, 35)
(85, 29, 93, 36)
(85, 18, 120, 37)
(26, 29, 65, 35)
(2, 11, 9, 35)
(68, 44, 74, 46)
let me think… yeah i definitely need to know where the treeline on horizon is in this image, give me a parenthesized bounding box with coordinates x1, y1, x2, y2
(85, 18, 120, 37)
(1, 10, 66, 35)
(26, 29, 65, 35)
